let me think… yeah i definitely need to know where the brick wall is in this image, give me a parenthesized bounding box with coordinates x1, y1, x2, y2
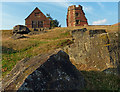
(67, 5, 88, 27)
(25, 7, 50, 28)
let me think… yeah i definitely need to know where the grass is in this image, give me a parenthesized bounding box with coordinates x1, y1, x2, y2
(81, 71, 120, 90)
(1, 28, 73, 77)
(1, 26, 118, 77)
(1, 25, 119, 89)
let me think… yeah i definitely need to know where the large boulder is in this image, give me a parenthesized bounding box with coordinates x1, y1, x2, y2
(64, 28, 119, 71)
(13, 25, 31, 34)
(18, 50, 86, 91)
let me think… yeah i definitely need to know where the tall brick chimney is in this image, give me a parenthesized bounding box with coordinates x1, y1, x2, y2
(66, 5, 88, 27)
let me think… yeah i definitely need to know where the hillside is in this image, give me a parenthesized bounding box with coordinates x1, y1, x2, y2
(1, 25, 120, 91)
(2, 27, 73, 77)
(112, 22, 120, 26)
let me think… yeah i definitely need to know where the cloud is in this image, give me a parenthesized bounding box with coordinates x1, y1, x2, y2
(92, 19, 107, 25)
(83, 6, 93, 14)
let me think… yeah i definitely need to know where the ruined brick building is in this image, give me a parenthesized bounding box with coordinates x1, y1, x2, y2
(66, 5, 88, 27)
(25, 7, 50, 29)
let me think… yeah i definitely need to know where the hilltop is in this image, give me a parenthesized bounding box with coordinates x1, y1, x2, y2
(112, 22, 120, 26)
(1, 25, 120, 91)
(2, 25, 119, 76)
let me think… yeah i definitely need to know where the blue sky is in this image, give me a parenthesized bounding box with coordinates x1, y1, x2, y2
(1, 2, 118, 30)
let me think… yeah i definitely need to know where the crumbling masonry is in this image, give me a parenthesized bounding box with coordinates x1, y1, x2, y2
(66, 5, 88, 27)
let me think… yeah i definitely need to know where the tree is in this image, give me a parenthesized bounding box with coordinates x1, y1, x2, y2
(46, 13, 61, 28)
(46, 14, 53, 20)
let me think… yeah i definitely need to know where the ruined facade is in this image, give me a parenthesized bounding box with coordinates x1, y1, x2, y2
(66, 5, 88, 27)
(25, 7, 50, 29)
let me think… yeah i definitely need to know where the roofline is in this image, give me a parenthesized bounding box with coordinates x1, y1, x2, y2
(25, 7, 39, 20)
(25, 7, 49, 20)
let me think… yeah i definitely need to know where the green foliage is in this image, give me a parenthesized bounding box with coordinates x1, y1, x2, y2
(46, 13, 61, 28)
(46, 13, 53, 20)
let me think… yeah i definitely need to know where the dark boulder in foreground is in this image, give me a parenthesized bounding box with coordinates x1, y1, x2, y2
(13, 25, 31, 34)
(18, 50, 86, 91)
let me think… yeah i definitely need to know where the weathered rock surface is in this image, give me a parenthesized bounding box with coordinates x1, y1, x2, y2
(18, 50, 86, 91)
(89, 29, 107, 37)
(2, 28, 120, 91)
(11, 33, 28, 39)
(64, 28, 120, 72)
(13, 25, 31, 34)
(12, 25, 31, 39)
(28, 31, 47, 35)
(2, 50, 60, 91)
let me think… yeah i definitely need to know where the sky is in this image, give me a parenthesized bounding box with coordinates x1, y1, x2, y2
(0, 1, 119, 30)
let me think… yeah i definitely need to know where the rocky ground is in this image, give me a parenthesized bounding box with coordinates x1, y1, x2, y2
(1, 25, 120, 91)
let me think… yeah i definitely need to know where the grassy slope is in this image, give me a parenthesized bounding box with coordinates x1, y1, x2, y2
(1, 25, 120, 90)
(2, 28, 73, 77)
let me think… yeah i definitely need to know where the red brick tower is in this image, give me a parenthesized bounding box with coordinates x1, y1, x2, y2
(66, 5, 88, 27)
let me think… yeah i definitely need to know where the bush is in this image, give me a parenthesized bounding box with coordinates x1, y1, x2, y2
(46, 13, 61, 28)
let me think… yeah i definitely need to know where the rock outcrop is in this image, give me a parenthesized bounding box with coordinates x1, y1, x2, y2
(18, 50, 86, 91)
(2, 50, 58, 91)
(64, 28, 119, 72)
(2, 28, 120, 91)
(12, 25, 31, 39)
(11, 33, 28, 40)
(13, 25, 31, 34)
